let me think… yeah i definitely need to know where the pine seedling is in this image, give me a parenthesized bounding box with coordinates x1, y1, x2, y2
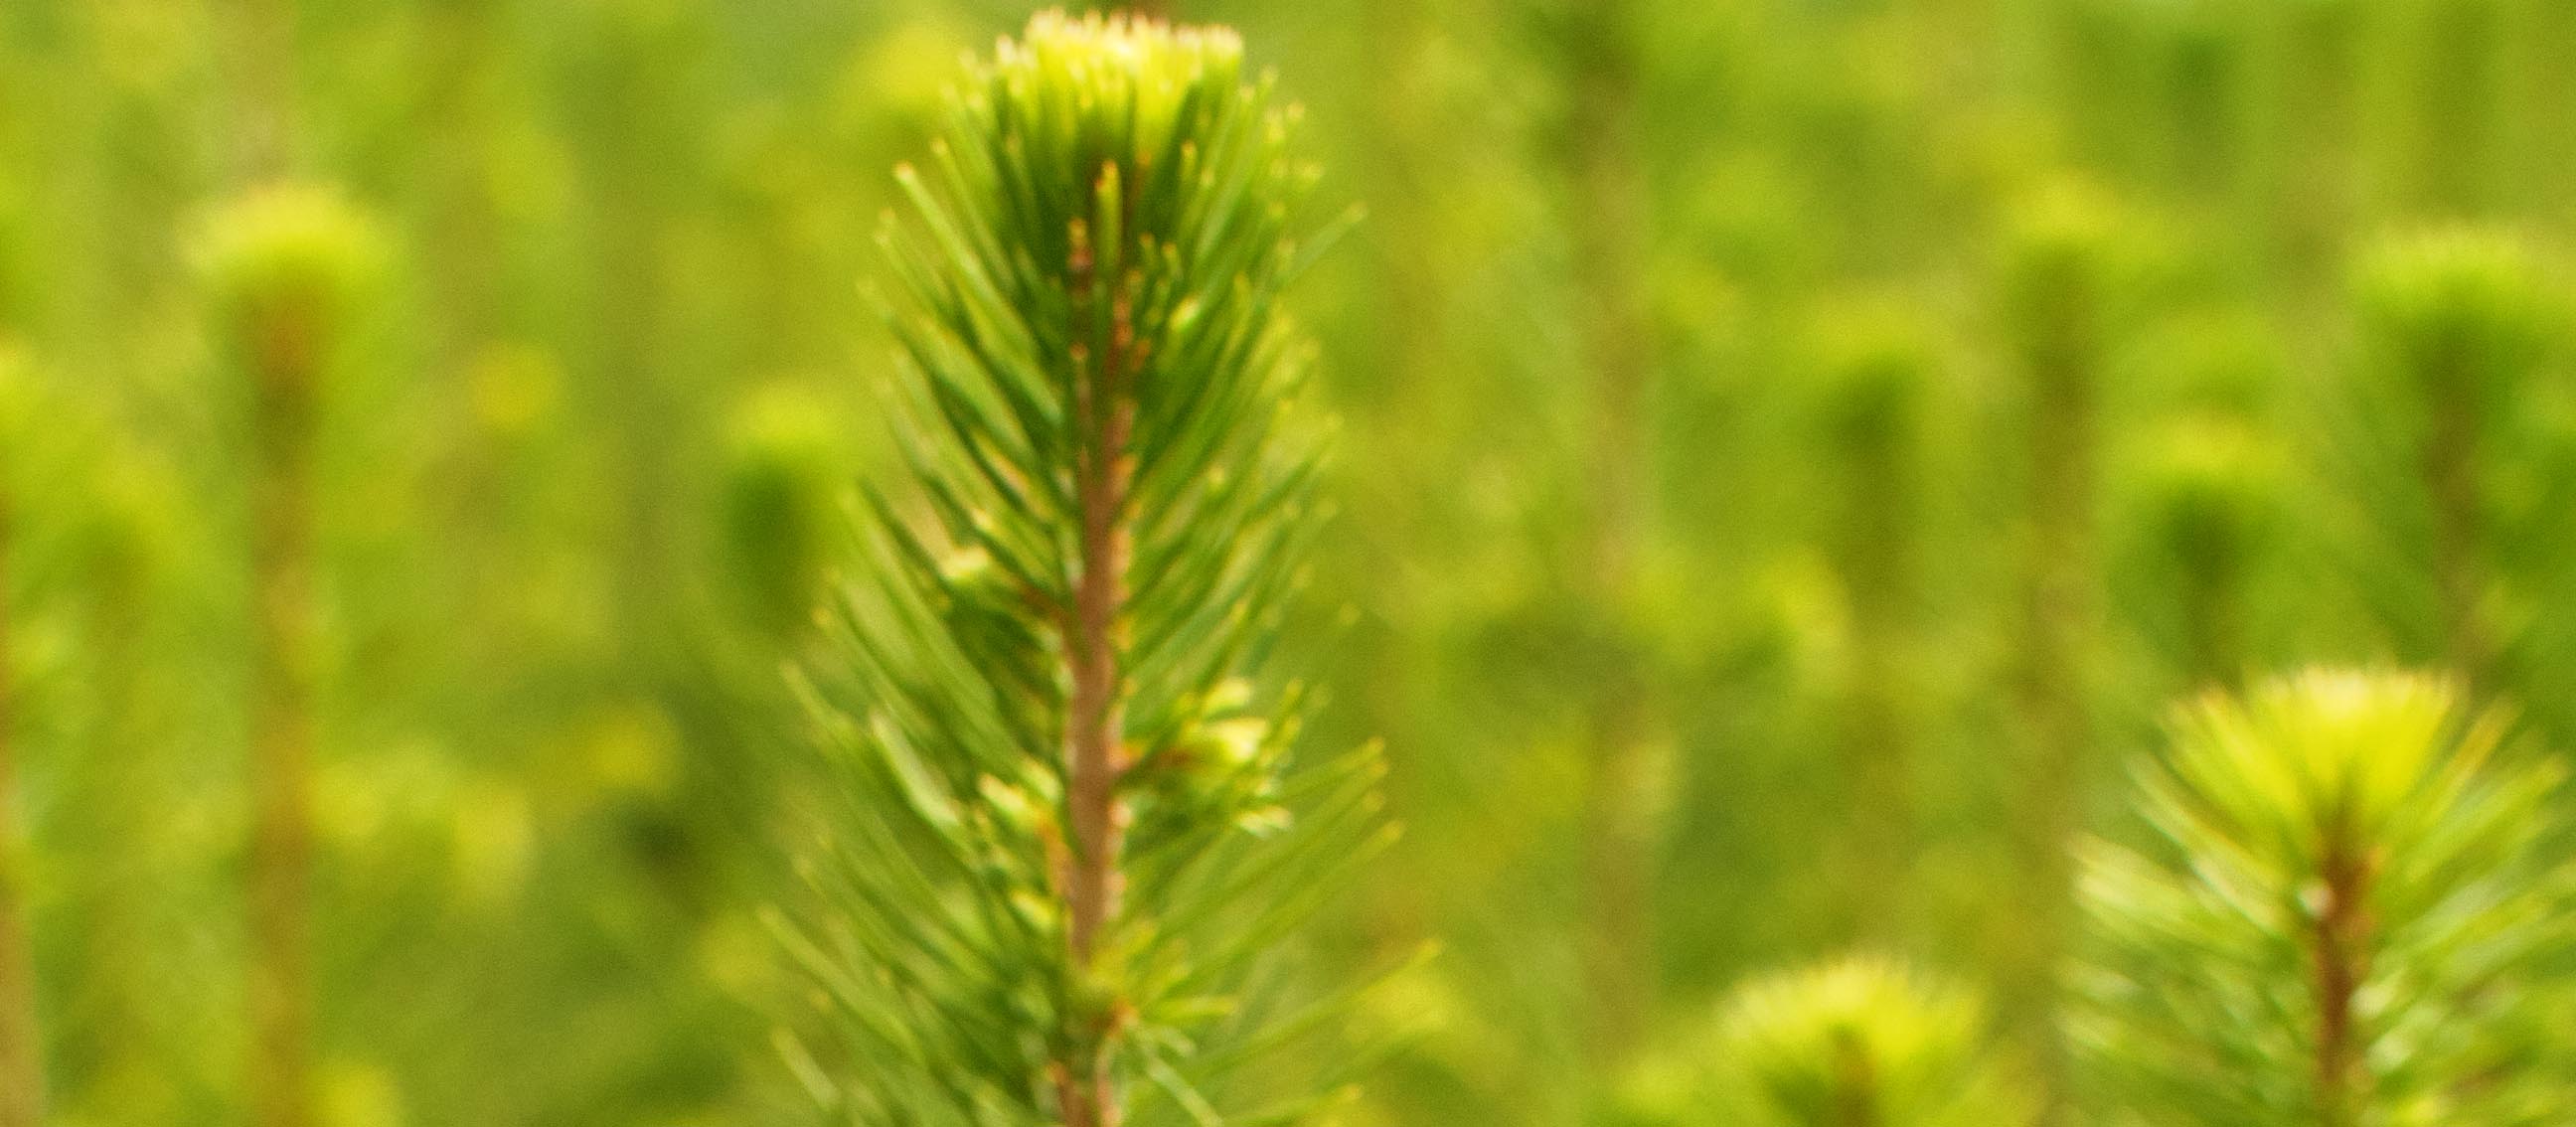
(708, 386, 847, 896)
(0, 348, 43, 1127)
(773, 12, 1381, 1127)
(1710, 958, 2036, 1127)
(2071, 670, 2576, 1126)
(2126, 416, 2284, 687)
(196, 183, 383, 1127)
(2116, 312, 2286, 688)
(2001, 183, 2123, 714)
(1993, 182, 2125, 1061)
(1806, 300, 1934, 939)
(2348, 230, 2559, 692)
(721, 387, 842, 644)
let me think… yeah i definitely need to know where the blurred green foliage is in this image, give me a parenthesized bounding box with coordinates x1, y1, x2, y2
(2073, 671, 2576, 1125)
(1615, 957, 2035, 1127)
(7, 0, 2576, 1125)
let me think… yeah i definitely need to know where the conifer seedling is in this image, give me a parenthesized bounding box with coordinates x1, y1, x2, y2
(721, 387, 842, 644)
(197, 183, 383, 1127)
(1805, 300, 1934, 938)
(2350, 231, 2559, 689)
(1994, 181, 2125, 1065)
(2128, 416, 2284, 686)
(1712, 957, 2035, 1127)
(772, 13, 1382, 1126)
(2072, 670, 2576, 1125)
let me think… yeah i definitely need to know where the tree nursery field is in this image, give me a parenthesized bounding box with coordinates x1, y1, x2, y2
(7, 2, 2576, 1125)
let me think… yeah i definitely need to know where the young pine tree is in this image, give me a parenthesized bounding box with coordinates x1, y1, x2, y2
(2071, 670, 2576, 1125)
(2347, 231, 2560, 698)
(772, 13, 1382, 1126)
(2125, 416, 2283, 688)
(1806, 302, 1935, 941)
(2118, 313, 2286, 691)
(197, 184, 383, 1127)
(1994, 182, 2124, 1071)
(720, 387, 843, 646)
(1708, 958, 2034, 1127)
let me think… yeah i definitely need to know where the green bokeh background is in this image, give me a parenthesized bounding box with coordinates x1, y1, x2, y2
(7, 0, 2576, 1123)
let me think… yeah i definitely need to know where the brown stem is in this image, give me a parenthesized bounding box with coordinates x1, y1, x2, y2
(2311, 834, 2372, 1126)
(249, 333, 319, 1127)
(1064, 387, 1130, 968)
(1830, 1034, 1879, 1127)
(0, 462, 45, 1127)
(1056, 203, 1136, 1127)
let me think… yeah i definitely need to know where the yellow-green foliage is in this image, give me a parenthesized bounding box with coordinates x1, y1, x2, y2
(2000, 183, 2131, 389)
(2074, 671, 2576, 1125)
(1807, 300, 1932, 455)
(987, 10, 1250, 138)
(2131, 417, 2283, 586)
(1714, 958, 2035, 1127)
(2356, 231, 2557, 413)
